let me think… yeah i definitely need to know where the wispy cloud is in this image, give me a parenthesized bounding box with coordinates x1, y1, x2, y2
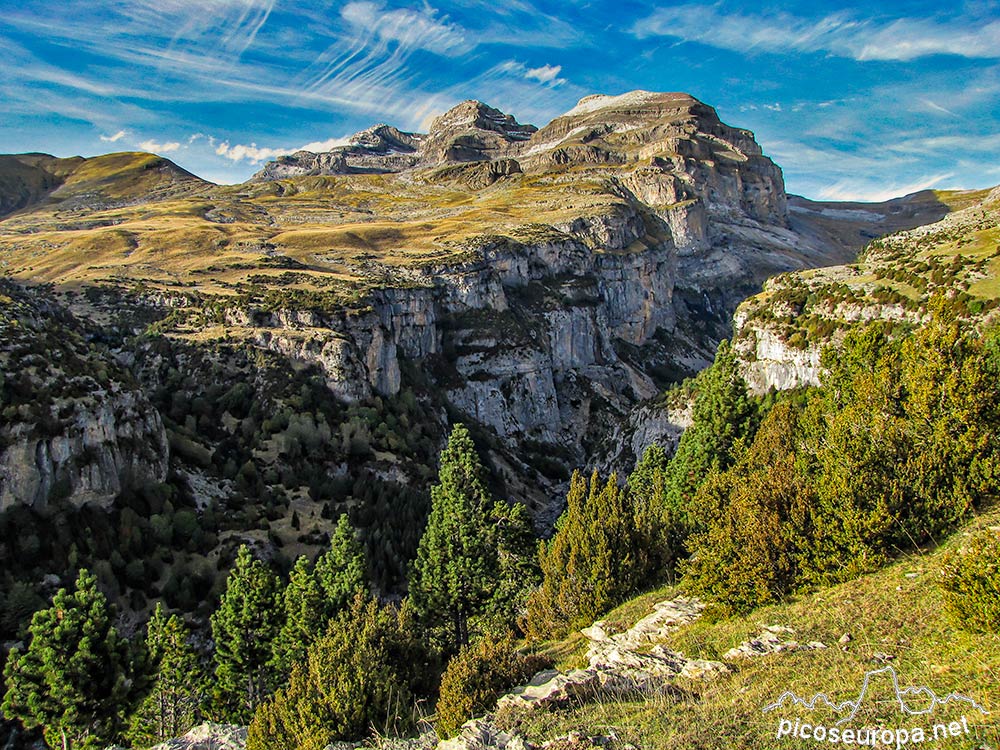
(818, 173, 954, 202)
(339, 1, 470, 56)
(919, 98, 959, 117)
(632, 6, 1000, 62)
(100, 130, 128, 142)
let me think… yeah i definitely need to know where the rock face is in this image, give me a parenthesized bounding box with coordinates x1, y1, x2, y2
(250, 102, 534, 180)
(732, 315, 825, 395)
(3, 91, 938, 513)
(518, 91, 787, 224)
(251, 125, 424, 180)
(0, 388, 169, 511)
(0, 287, 169, 510)
(231, 92, 892, 487)
(421, 100, 536, 164)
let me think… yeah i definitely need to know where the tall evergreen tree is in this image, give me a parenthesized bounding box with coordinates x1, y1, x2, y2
(484, 500, 541, 634)
(127, 604, 205, 747)
(409, 424, 499, 652)
(663, 341, 759, 532)
(271, 516, 366, 681)
(270, 557, 325, 678)
(628, 444, 681, 581)
(210, 546, 281, 724)
(2, 570, 143, 750)
(314, 514, 366, 619)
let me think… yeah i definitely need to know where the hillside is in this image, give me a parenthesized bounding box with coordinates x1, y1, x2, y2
(1, 91, 991, 750)
(456, 505, 1000, 749)
(0, 92, 957, 514)
(733, 186, 1000, 393)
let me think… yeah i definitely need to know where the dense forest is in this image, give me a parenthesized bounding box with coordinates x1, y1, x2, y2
(3, 299, 1000, 749)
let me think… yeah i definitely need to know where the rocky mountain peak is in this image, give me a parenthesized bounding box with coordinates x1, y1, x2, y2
(346, 123, 423, 153)
(518, 89, 754, 165)
(428, 100, 536, 140)
(421, 99, 537, 164)
(250, 124, 424, 181)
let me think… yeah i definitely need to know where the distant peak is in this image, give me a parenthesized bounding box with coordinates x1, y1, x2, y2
(429, 100, 535, 137)
(564, 91, 698, 117)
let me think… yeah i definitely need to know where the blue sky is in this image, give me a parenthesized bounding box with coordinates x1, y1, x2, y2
(1, 0, 999, 199)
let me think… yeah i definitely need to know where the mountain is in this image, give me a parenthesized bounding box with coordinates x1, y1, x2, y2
(250, 125, 425, 180)
(249, 100, 535, 181)
(0, 151, 209, 221)
(0, 91, 962, 587)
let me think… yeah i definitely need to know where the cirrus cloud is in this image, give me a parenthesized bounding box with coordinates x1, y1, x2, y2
(632, 6, 1000, 62)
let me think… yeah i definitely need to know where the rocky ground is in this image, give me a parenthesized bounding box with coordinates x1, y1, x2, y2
(148, 596, 828, 750)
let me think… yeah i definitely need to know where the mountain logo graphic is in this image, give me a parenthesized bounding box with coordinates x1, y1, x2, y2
(763, 665, 990, 725)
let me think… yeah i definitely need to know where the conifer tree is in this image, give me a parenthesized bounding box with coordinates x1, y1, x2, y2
(246, 593, 414, 750)
(628, 444, 680, 580)
(127, 604, 204, 747)
(664, 340, 758, 529)
(271, 517, 366, 681)
(314, 514, 366, 620)
(270, 556, 325, 678)
(483, 500, 541, 634)
(210, 546, 281, 724)
(409, 424, 498, 652)
(2, 570, 142, 750)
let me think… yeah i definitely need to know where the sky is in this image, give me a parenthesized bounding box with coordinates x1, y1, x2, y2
(1, 0, 999, 200)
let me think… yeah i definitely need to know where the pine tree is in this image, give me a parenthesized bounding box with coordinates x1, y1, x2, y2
(628, 444, 680, 581)
(483, 500, 541, 635)
(314, 514, 366, 620)
(270, 556, 325, 678)
(2, 570, 142, 750)
(210, 546, 281, 724)
(127, 604, 205, 747)
(246, 593, 414, 750)
(409, 424, 497, 652)
(660, 341, 759, 538)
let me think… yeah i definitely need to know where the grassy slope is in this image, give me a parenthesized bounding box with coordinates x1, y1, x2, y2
(0, 152, 633, 297)
(508, 506, 1000, 749)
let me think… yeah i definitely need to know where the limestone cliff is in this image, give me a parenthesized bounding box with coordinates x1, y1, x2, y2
(0, 286, 169, 510)
(730, 185, 1000, 395)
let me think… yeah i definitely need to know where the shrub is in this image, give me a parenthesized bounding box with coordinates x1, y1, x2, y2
(435, 635, 552, 739)
(246, 593, 415, 750)
(525, 471, 641, 640)
(939, 529, 1000, 633)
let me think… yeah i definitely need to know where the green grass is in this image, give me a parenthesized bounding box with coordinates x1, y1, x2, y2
(504, 509, 1000, 749)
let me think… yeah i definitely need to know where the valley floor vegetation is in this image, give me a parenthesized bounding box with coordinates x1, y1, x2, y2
(3, 302, 1000, 749)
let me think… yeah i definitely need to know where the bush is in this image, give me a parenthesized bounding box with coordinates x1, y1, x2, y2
(524, 471, 641, 640)
(435, 635, 552, 739)
(939, 529, 1000, 633)
(246, 593, 415, 750)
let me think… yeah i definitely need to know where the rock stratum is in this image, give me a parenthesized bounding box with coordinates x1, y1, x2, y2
(0, 91, 956, 513)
